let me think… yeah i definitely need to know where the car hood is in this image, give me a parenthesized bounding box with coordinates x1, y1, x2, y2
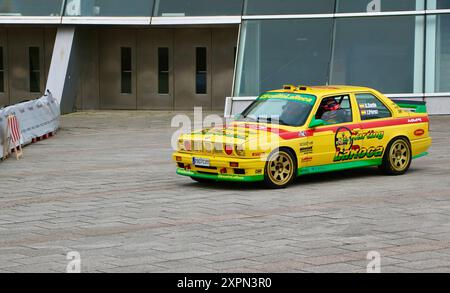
(179, 121, 308, 148)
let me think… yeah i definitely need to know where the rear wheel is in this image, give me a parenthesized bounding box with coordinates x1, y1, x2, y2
(379, 137, 412, 175)
(264, 149, 297, 189)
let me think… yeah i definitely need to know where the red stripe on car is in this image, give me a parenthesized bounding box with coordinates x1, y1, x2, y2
(231, 116, 428, 140)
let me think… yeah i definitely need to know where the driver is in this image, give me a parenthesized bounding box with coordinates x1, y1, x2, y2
(319, 97, 347, 124)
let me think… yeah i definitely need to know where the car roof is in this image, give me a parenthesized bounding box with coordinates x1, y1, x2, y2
(267, 85, 375, 97)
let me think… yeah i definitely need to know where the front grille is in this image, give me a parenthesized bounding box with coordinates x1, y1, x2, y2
(194, 166, 217, 170)
(198, 170, 217, 175)
(193, 141, 203, 152)
(186, 140, 227, 156)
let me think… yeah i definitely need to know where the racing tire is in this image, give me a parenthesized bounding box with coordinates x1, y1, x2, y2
(379, 137, 412, 175)
(264, 148, 297, 189)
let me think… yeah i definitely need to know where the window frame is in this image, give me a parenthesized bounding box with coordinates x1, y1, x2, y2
(28, 46, 41, 93)
(158, 47, 170, 95)
(354, 92, 393, 121)
(312, 93, 355, 127)
(120, 46, 133, 94)
(195, 46, 207, 95)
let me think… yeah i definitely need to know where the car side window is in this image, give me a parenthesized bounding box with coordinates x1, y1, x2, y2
(315, 95, 353, 125)
(356, 93, 392, 120)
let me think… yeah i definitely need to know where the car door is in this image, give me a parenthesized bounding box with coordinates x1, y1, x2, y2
(305, 94, 362, 167)
(353, 92, 393, 162)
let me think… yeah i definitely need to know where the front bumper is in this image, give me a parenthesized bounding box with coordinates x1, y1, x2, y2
(173, 152, 266, 182)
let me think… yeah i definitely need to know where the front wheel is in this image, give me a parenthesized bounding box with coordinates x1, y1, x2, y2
(379, 137, 412, 175)
(264, 149, 297, 189)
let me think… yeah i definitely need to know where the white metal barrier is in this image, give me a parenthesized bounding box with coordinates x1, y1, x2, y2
(0, 91, 60, 160)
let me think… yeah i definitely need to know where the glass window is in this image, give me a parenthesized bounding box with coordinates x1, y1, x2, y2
(158, 47, 169, 94)
(154, 0, 243, 17)
(234, 19, 333, 97)
(237, 92, 317, 127)
(29, 47, 40, 93)
(0, 0, 65, 16)
(336, 0, 424, 13)
(64, 0, 153, 17)
(121, 47, 132, 94)
(196, 47, 207, 94)
(356, 93, 391, 120)
(0, 47, 4, 93)
(435, 14, 450, 92)
(315, 95, 353, 125)
(244, 0, 334, 15)
(330, 16, 424, 94)
(435, 0, 450, 9)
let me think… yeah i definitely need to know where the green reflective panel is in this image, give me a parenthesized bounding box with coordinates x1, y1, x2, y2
(64, 0, 153, 17)
(434, 0, 450, 9)
(330, 16, 424, 94)
(336, 0, 425, 13)
(154, 0, 243, 17)
(244, 0, 334, 15)
(436, 14, 450, 92)
(234, 19, 333, 97)
(0, 0, 65, 16)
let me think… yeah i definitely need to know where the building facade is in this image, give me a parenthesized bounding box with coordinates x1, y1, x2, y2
(0, 0, 449, 114)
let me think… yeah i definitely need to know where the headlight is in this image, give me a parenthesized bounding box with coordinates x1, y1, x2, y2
(178, 139, 192, 152)
(235, 144, 246, 156)
(177, 139, 184, 151)
(223, 144, 233, 155)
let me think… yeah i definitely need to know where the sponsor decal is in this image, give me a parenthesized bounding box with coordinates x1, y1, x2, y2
(359, 103, 377, 109)
(408, 118, 423, 123)
(361, 109, 379, 116)
(300, 146, 313, 154)
(299, 141, 313, 147)
(334, 146, 384, 162)
(352, 130, 384, 141)
(255, 169, 262, 174)
(335, 127, 354, 153)
(334, 127, 385, 161)
(301, 157, 313, 163)
(414, 129, 425, 136)
(258, 92, 317, 105)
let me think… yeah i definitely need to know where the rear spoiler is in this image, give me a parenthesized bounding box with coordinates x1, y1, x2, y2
(391, 99, 427, 114)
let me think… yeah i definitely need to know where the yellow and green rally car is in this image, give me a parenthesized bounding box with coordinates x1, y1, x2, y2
(173, 85, 431, 188)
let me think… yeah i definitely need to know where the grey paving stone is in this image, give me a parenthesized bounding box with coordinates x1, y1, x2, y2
(0, 112, 449, 272)
(303, 263, 363, 273)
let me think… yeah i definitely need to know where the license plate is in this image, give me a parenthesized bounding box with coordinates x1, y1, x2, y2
(193, 157, 210, 167)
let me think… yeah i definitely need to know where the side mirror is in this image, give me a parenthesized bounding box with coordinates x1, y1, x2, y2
(309, 119, 325, 128)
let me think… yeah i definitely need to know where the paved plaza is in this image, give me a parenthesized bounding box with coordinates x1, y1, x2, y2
(0, 111, 449, 273)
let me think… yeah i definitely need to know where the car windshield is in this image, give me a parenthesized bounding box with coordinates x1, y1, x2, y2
(237, 92, 317, 127)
